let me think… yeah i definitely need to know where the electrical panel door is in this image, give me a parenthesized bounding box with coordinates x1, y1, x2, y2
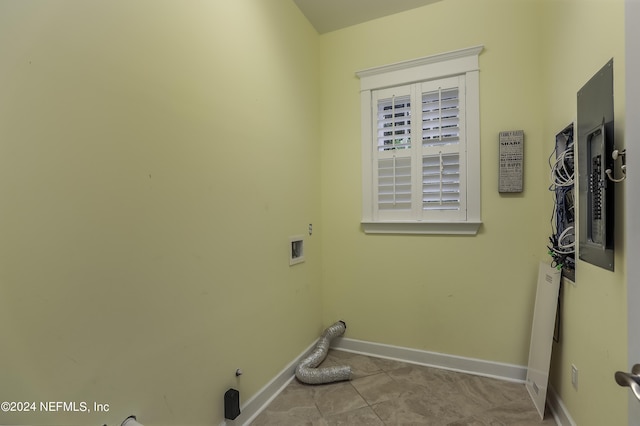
(577, 59, 615, 271)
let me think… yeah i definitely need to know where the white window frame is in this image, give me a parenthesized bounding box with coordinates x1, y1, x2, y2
(357, 46, 483, 235)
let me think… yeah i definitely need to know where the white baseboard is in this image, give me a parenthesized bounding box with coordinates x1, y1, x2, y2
(332, 337, 527, 382)
(546, 385, 577, 426)
(222, 337, 574, 426)
(219, 339, 318, 426)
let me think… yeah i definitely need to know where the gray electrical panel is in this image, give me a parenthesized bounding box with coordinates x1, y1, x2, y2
(577, 59, 614, 271)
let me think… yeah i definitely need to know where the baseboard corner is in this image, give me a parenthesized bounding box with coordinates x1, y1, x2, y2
(546, 385, 577, 426)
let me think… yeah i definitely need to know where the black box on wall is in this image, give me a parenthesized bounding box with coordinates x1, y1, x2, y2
(224, 388, 241, 420)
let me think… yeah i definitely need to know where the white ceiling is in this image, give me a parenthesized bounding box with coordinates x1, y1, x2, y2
(293, 0, 443, 34)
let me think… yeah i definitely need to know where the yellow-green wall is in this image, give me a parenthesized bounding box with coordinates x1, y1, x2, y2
(0, 0, 628, 425)
(320, 0, 627, 425)
(541, 1, 627, 425)
(320, 0, 548, 367)
(0, 1, 322, 425)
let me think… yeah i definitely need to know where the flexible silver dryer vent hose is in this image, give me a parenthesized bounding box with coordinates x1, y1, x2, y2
(295, 321, 352, 384)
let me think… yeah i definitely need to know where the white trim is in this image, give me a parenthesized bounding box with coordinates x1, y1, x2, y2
(361, 90, 374, 222)
(331, 337, 526, 382)
(362, 220, 481, 235)
(219, 340, 319, 426)
(546, 385, 577, 426)
(626, 2, 640, 425)
(464, 69, 481, 223)
(356, 45, 484, 91)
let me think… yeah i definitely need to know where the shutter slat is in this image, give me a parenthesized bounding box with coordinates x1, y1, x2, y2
(422, 86, 460, 149)
(377, 156, 412, 211)
(377, 94, 412, 152)
(422, 152, 460, 211)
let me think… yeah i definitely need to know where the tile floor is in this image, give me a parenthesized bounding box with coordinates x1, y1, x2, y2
(250, 349, 558, 426)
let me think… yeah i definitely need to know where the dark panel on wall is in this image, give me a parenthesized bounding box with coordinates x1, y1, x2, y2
(577, 59, 615, 271)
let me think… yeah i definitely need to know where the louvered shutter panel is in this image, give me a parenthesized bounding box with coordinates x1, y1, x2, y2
(422, 153, 461, 210)
(378, 157, 412, 210)
(422, 87, 460, 148)
(372, 87, 414, 218)
(377, 94, 411, 151)
(420, 77, 466, 220)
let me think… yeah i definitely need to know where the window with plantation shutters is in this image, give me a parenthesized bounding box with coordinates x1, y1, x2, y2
(358, 46, 483, 235)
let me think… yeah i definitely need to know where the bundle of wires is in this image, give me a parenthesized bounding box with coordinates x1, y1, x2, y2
(548, 132, 575, 271)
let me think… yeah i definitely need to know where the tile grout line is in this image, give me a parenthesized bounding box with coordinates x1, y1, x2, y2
(250, 350, 556, 426)
(348, 373, 386, 425)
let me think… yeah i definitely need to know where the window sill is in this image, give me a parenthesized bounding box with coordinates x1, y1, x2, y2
(361, 221, 482, 235)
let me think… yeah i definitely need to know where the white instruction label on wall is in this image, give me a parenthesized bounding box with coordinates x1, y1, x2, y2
(499, 130, 524, 193)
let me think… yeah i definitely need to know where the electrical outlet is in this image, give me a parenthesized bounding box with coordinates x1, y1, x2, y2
(571, 364, 579, 389)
